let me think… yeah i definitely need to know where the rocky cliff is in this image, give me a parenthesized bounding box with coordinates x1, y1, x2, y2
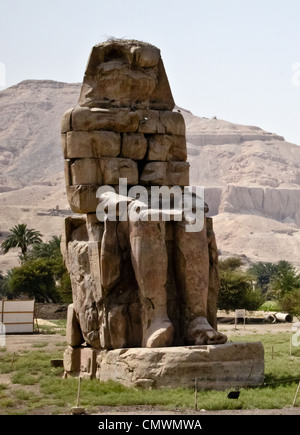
(181, 111, 300, 268)
(0, 80, 81, 190)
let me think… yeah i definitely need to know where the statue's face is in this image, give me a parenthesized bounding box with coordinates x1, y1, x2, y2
(95, 44, 160, 106)
(96, 59, 158, 105)
(81, 42, 163, 108)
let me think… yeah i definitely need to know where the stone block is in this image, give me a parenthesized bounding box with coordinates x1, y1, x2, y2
(140, 162, 167, 186)
(64, 160, 71, 187)
(136, 110, 166, 134)
(70, 158, 103, 185)
(65, 131, 121, 158)
(134, 44, 161, 68)
(66, 156, 139, 187)
(80, 347, 98, 380)
(61, 108, 74, 133)
(63, 345, 80, 373)
(71, 107, 139, 133)
(66, 185, 99, 213)
(64, 346, 100, 379)
(140, 161, 189, 186)
(94, 342, 264, 389)
(121, 133, 148, 160)
(168, 161, 190, 186)
(66, 304, 84, 347)
(100, 157, 139, 185)
(159, 111, 186, 136)
(61, 133, 67, 159)
(148, 134, 187, 161)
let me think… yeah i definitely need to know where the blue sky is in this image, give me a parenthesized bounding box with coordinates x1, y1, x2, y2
(1, 0, 300, 145)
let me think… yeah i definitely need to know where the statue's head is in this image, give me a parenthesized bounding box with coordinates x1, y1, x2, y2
(62, 39, 188, 215)
(78, 39, 174, 110)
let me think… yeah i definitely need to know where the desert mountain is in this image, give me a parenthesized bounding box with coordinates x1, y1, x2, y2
(0, 80, 300, 272)
(0, 80, 81, 190)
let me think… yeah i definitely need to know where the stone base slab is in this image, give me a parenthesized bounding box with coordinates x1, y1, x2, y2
(63, 342, 264, 390)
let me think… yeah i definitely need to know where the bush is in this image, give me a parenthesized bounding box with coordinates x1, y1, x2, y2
(2, 235, 72, 303)
(278, 288, 300, 318)
(218, 257, 244, 272)
(243, 288, 265, 311)
(6, 258, 60, 302)
(259, 301, 280, 311)
(218, 269, 265, 311)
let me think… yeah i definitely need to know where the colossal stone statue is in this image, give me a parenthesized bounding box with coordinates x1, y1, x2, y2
(61, 39, 227, 351)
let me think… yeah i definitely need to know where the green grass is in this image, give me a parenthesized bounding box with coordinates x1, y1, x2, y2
(51, 319, 67, 328)
(36, 319, 66, 336)
(32, 342, 49, 348)
(227, 332, 300, 409)
(0, 329, 299, 414)
(0, 352, 15, 374)
(11, 371, 40, 385)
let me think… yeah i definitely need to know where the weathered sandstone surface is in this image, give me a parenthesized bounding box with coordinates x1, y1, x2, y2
(63, 342, 264, 390)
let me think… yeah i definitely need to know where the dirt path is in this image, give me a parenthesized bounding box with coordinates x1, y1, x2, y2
(3, 320, 293, 352)
(94, 405, 300, 415)
(218, 321, 295, 336)
(3, 331, 66, 353)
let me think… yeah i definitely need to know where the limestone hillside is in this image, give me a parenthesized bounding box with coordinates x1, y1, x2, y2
(1, 80, 300, 272)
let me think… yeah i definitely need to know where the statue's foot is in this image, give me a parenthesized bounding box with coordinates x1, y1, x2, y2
(144, 318, 174, 348)
(186, 317, 227, 345)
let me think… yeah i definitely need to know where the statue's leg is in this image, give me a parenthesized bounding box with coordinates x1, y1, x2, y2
(129, 219, 174, 347)
(175, 219, 227, 345)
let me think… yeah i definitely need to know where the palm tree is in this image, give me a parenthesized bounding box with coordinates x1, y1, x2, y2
(27, 235, 61, 260)
(1, 224, 43, 259)
(270, 267, 300, 298)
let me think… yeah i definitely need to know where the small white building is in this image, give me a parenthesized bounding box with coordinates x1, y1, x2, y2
(0, 299, 35, 334)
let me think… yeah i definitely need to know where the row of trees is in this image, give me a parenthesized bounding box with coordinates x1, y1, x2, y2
(218, 257, 300, 316)
(0, 224, 72, 302)
(1, 223, 299, 316)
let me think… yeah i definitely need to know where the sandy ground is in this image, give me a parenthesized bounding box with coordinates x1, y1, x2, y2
(93, 405, 300, 415)
(3, 331, 66, 353)
(218, 321, 296, 335)
(2, 319, 294, 352)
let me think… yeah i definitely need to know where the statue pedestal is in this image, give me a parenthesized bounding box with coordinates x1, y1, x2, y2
(63, 342, 264, 390)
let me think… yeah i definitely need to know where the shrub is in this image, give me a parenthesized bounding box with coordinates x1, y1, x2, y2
(6, 258, 59, 302)
(218, 269, 265, 311)
(278, 288, 300, 318)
